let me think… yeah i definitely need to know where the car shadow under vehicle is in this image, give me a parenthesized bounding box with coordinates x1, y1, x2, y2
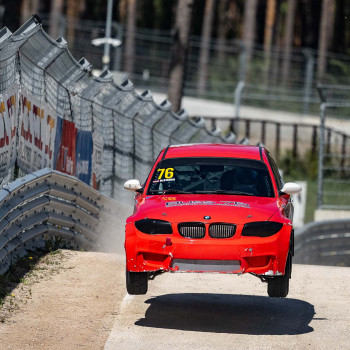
(135, 293, 314, 335)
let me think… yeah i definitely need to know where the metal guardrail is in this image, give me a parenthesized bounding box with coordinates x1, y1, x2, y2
(0, 169, 119, 276)
(295, 219, 350, 266)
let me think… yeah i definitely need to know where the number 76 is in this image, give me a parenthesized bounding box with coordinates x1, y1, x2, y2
(157, 168, 174, 179)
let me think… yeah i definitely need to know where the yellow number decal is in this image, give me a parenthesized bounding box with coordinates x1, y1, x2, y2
(157, 168, 165, 179)
(157, 168, 174, 179)
(165, 168, 174, 179)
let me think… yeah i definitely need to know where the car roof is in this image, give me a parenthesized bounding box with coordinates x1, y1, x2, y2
(164, 144, 263, 161)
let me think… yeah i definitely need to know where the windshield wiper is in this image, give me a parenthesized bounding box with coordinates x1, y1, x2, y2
(150, 189, 192, 194)
(195, 190, 255, 196)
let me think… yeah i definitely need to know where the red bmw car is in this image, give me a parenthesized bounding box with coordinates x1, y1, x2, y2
(124, 144, 301, 298)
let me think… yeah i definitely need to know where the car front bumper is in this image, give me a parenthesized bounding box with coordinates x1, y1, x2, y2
(125, 222, 292, 276)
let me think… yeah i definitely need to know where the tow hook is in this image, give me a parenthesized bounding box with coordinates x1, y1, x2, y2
(162, 237, 172, 249)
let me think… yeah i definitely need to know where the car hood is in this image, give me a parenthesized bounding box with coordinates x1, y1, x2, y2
(130, 194, 281, 225)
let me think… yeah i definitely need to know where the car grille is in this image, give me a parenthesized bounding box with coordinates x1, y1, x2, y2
(178, 222, 205, 238)
(209, 223, 236, 238)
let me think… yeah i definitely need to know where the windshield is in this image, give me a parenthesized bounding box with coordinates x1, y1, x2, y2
(147, 157, 274, 197)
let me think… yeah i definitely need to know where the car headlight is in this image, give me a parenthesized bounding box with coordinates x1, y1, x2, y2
(135, 218, 173, 235)
(241, 221, 283, 237)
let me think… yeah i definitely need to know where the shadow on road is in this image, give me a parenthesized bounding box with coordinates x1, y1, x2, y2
(135, 293, 314, 335)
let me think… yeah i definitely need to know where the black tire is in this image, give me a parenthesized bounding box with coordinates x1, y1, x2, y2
(126, 270, 148, 295)
(267, 251, 292, 298)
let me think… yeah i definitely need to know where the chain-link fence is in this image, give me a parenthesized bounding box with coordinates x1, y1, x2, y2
(0, 15, 232, 204)
(317, 85, 350, 210)
(38, 15, 350, 117)
(206, 116, 350, 164)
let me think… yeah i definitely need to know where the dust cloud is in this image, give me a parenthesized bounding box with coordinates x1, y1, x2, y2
(96, 199, 133, 256)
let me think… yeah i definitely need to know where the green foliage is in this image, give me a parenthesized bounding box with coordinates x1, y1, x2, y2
(1, 235, 70, 308)
(153, 0, 175, 29)
(45, 236, 65, 252)
(279, 149, 318, 180)
(325, 58, 350, 84)
(196, 55, 239, 101)
(0, 253, 41, 303)
(279, 149, 319, 223)
(279, 148, 350, 222)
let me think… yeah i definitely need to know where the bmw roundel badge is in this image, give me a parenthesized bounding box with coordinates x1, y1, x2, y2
(204, 215, 211, 220)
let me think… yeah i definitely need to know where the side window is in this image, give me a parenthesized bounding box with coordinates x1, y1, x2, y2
(267, 152, 284, 191)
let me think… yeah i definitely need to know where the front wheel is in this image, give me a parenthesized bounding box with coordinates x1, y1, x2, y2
(126, 270, 148, 295)
(267, 251, 291, 298)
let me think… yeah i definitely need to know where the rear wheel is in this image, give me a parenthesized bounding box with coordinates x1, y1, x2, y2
(126, 270, 148, 295)
(267, 251, 291, 298)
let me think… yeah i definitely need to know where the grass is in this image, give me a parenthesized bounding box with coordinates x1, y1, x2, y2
(282, 147, 350, 223)
(305, 179, 318, 223)
(0, 253, 41, 306)
(0, 248, 66, 323)
(323, 179, 350, 208)
(284, 175, 317, 224)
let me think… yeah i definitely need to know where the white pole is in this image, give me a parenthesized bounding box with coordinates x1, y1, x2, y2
(103, 0, 114, 70)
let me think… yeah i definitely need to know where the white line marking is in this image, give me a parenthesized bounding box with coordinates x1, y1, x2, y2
(104, 294, 134, 350)
(120, 293, 134, 311)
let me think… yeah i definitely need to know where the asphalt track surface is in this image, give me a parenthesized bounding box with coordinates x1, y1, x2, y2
(104, 208, 350, 350)
(104, 257, 350, 350)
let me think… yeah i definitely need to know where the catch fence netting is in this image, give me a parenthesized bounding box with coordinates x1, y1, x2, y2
(0, 15, 231, 203)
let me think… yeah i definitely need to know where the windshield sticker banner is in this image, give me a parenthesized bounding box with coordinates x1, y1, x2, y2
(152, 178, 175, 183)
(0, 85, 18, 178)
(75, 130, 92, 185)
(55, 119, 77, 175)
(165, 201, 251, 209)
(18, 89, 57, 173)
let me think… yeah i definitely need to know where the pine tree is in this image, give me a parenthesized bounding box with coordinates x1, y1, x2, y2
(49, 0, 64, 39)
(124, 0, 137, 74)
(197, 0, 215, 95)
(167, 0, 193, 112)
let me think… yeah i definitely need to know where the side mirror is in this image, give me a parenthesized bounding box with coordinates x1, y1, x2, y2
(280, 182, 302, 195)
(124, 179, 142, 191)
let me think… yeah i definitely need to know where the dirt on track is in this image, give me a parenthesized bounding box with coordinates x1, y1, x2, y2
(0, 250, 125, 350)
(1, 249, 350, 350)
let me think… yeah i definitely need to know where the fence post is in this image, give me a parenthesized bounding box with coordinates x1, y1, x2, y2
(326, 128, 331, 155)
(303, 49, 315, 115)
(318, 103, 327, 209)
(112, 21, 123, 72)
(275, 123, 280, 160)
(311, 125, 317, 155)
(211, 118, 216, 129)
(232, 80, 245, 134)
(245, 119, 250, 139)
(293, 124, 298, 159)
(341, 134, 346, 175)
(238, 41, 247, 83)
(261, 120, 266, 145)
